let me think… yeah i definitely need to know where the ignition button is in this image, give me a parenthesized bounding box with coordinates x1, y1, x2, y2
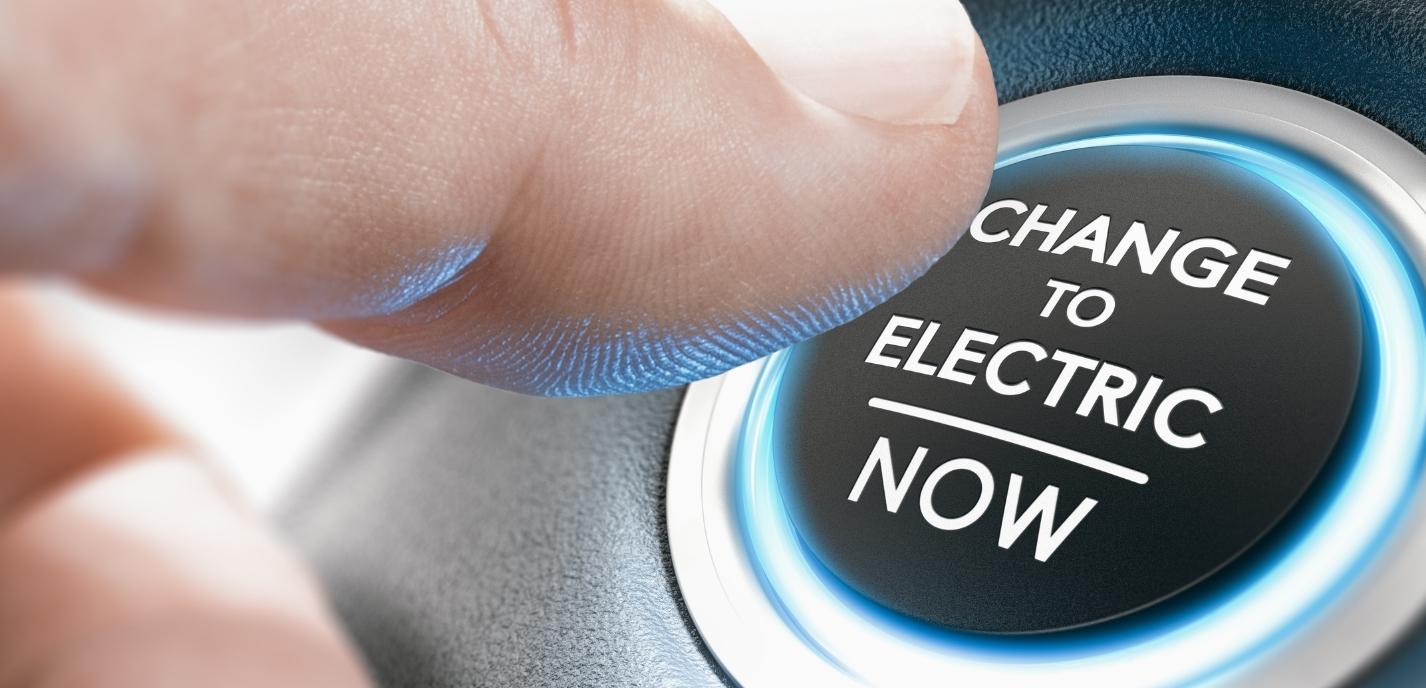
(774, 143, 1363, 633)
(667, 77, 1426, 688)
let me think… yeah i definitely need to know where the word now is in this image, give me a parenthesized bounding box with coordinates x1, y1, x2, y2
(849, 437, 1098, 562)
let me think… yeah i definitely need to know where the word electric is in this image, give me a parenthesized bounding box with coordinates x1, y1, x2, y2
(866, 316, 1223, 450)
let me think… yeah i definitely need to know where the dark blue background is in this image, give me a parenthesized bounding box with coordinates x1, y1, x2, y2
(967, 0, 1426, 149)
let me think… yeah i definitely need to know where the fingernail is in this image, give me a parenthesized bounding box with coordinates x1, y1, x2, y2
(709, 0, 978, 125)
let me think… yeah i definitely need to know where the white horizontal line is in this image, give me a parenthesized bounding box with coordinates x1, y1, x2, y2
(867, 397, 1149, 485)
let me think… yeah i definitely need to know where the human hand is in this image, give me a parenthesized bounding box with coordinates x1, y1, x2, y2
(0, 0, 995, 684)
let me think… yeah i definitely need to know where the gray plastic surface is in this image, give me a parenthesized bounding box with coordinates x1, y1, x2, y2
(283, 364, 723, 687)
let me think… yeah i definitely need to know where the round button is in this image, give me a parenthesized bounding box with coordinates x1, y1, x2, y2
(669, 77, 1426, 688)
(773, 144, 1364, 633)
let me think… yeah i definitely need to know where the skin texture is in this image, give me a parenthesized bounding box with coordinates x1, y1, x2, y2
(0, 1, 996, 685)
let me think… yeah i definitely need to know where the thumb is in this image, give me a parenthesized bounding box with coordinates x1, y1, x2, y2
(330, 0, 999, 394)
(2, 0, 997, 395)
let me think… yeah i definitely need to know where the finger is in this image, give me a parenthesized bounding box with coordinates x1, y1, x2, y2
(0, 455, 373, 688)
(0, 293, 370, 688)
(2, 0, 997, 395)
(0, 288, 169, 521)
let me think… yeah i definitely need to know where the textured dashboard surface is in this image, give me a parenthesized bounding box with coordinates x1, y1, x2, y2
(283, 365, 717, 687)
(285, 1, 1426, 685)
(972, 0, 1426, 150)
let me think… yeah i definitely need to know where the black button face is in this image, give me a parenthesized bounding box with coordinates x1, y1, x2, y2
(773, 144, 1364, 634)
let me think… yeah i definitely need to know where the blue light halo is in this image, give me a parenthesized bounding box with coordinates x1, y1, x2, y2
(734, 132, 1426, 686)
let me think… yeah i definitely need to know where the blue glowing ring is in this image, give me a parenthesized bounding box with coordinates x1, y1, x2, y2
(735, 133, 1426, 686)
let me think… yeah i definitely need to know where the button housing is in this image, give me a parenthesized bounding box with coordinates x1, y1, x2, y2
(667, 77, 1426, 688)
